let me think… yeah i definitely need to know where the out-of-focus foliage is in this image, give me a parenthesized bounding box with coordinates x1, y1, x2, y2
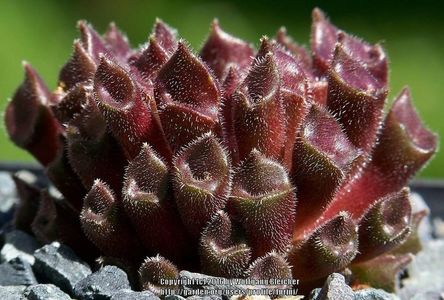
(1, 0, 443, 178)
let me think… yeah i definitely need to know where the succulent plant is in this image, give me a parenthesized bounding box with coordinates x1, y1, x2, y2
(4, 8, 437, 294)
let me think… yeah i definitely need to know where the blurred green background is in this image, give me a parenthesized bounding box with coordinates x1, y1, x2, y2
(1, 0, 443, 177)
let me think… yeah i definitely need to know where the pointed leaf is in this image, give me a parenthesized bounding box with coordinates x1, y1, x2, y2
(199, 211, 252, 278)
(391, 210, 428, 255)
(133, 37, 169, 82)
(310, 8, 388, 85)
(5, 63, 62, 165)
(288, 213, 358, 282)
(46, 140, 86, 210)
(339, 33, 388, 87)
(371, 87, 438, 186)
(276, 27, 311, 71)
(153, 19, 178, 53)
(94, 56, 171, 159)
(258, 38, 306, 96)
(247, 251, 292, 282)
(280, 90, 309, 170)
(66, 99, 127, 192)
(52, 84, 91, 124)
(12, 172, 41, 233)
(256, 38, 310, 169)
(104, 22, 132, 60)
(51, 194, 100, 261)
(172, 133, 231, 238)
(351, 254, 413, 292)
(122, 144, 193, 262)
(310, 8, 338, 74)
(354, 188, 412, 262)
(78, 20, 111, 61)
(327, 43, 387, 153)
(229, 150, 296, 257)
(292, 105, 361, 239)
(80, 180, 142, 259)
(139, 255, 179, 294)
(155, 42, 221, 152)
(321, 88, 437, 223)
(59, 41, 96, 90)
(31, 190, 58, 244)
(232, 53, 285, 161)
(200, 20, 254, 79)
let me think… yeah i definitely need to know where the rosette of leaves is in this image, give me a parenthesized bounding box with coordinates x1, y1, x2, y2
(5, 8, 437, 294)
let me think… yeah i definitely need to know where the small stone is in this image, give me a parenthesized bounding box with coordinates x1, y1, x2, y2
(432, 217, 444, 239)
(23, 284, 71, 300)
(410, 192, 432, 241)
(410, 291, 444, 300)
(33, 241, 91, 294)
(308, 288, 321, 300)
(165, 295, 187, 300)
(354, 288, 400, 300)
(0, 285, 26, 299)
(0, 172, 18, 227)
(230, 296, 271, 300)
(313, 273, 354, 300)
(1, 229, 40, 264)
(73, 265, 130, 300)
(188, 296, 223, 300)
(111, 289, 160, 300)
(0, 256, 37, 286)
(399, 239, 444, 300)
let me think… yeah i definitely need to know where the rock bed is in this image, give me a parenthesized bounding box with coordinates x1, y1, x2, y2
(1, 171, 444, 299)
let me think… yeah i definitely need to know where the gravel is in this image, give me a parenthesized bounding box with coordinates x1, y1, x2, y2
(308, 275, 400, 300)
(398, 239, 444, 299)
(23, 284, 71, 300)
(33, 241, 92, 294)
(0, 172, 17, 227)
(0, 285, 26, 299)
(1, 172, 444, 299)
(165, 295, 188, 300)
(432, 217, 444, 238)
(354, 288, 400, 300)
(73, 265, 131, 300)
(111, 289, 161, 300)
(179, 270, 248, 293)
(0, 256, 37, 286)
(410, 192, 433, 241)
(311, 273, 354, 300)
(0, 229, 40, 265)
(187, 296, 223, 300)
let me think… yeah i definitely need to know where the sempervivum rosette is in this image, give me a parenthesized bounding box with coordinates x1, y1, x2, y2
(5, 8, 437, 294)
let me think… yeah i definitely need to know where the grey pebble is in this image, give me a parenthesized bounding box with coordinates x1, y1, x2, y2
(179, 271, 247, 292)
(0, 285, 26, 299)
(73, 265, 130, 300)
(0, 172, 18, 223)
(410, 291, 444, 300)
(110, 289, 160, 300)
(354, 288, 400, 300)
(308, 288, 321, 300)
(165, 295, 187, 300)
(410, 192, 433, 241)
(1, 229, 40, 265)
(23, 284, 71, 300)
(432, 217, 444, 239)
(33, 241, 91, 294)
(399, 239, 444, 300)
(312, 273, 354, 300)
(187, 296, 223, 300)
(0, 256, 37, 286)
